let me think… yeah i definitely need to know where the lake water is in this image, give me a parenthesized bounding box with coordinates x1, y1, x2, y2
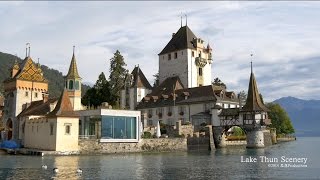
(0, 137, 319, 179)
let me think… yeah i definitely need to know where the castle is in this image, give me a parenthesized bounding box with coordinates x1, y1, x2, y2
(1, 23, 271, 149)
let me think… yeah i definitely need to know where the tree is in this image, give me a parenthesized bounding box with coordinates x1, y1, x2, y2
(109, 50, 127, 107)
(81, 87, 99, 108)
(266, 103, 295, 134)
(238, 90, 247, 108)
(82, 72, 113, 108)
(212, 77, 227, 89)
(153, 72, 159, 88)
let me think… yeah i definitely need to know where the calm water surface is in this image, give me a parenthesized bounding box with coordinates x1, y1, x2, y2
(0, 137, 319, 179)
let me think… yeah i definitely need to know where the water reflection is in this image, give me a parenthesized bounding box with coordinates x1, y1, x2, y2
(0, 138, 318, 179)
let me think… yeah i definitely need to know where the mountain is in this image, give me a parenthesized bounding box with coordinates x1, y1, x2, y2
(274, 96, 320, 137)
(0, 51, 91, 98)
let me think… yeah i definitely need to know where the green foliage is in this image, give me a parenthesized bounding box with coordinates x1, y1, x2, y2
(109, 50, 128, 106)
(212, 77, 227, 89)
(142, 132, 152, 139)
(174, 134, 185, 138)
(153, 72, 159, 88)
(266, 103, 295, 134)
(0, 52, 90, 98)
(232, 126, 245, 136)
(238, 90, 247, 107)
(82, 72, 112, 108)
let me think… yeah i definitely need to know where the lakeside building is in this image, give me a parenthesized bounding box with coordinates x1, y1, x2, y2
(121, 25, 240, 128)
(1, 49, 141, 151)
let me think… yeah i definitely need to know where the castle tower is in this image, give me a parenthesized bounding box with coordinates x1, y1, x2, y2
(2, 53, 48, 140)
(120, 65, 152, 110)
(241, 63, 270, 148)
(65, 47, 82, 111)
(158, 25, 213, 88)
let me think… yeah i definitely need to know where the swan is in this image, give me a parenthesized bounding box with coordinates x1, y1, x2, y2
(53, 168, 59, 173)
(41, 165, 47, 169)
(76, 168, 83, 174)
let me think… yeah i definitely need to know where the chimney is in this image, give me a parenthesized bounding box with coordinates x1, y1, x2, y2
(42, 92, 49, 103)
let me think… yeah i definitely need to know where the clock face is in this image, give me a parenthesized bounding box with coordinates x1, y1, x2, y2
(195, 57, 207, 68)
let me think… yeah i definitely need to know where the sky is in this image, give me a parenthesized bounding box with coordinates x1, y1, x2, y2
(0, 1, 320, 102)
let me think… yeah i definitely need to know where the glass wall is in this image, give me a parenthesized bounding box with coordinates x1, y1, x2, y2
(101, 116, 136, 139)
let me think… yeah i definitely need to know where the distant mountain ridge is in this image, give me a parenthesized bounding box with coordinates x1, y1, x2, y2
(274, 96, 320, 137)
(0, 51, 90, 98)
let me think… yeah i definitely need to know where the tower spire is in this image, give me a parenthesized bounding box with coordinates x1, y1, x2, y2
(73, 45, 75, 56)
(180, 12, 183, 27)
(185, 13, 188, 26)
(250, 54, 253, 74)
(25, 43, 30, 57)
(28, 43, 31, 57)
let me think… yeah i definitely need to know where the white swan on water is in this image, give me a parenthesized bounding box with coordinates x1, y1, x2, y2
(41, 165, 47, 169)
(53, 168, 59, 173)
(77, 168, 83, 174)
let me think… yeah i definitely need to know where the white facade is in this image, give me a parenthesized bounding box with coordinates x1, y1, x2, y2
(159, 44, 212, 88)
(22, 115, 79, 151)
(79, 108, 141, 143)
(121, 87, 151, 110)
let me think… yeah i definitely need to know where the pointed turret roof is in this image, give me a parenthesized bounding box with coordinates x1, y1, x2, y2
(131, 66, 152, 89)
(241, 66, 270, 112)
(47, 89, 78, 117)
(12, 59, 20, 70)
(4, 56, 47, 83)
(66, 50, 81, 79)
(159, 26, 197, 55)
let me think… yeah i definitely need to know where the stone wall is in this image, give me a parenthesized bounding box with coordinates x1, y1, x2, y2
(164, 120, 194, 137)
(79, 138, 187, 154)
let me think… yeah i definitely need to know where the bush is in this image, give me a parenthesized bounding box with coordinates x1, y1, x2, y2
(142, 132, 152, 139)
(200, 122, 207, 126)
(174, 134, 185, 138)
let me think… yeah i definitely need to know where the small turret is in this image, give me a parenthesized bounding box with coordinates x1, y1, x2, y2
(11, 59, 20, 78)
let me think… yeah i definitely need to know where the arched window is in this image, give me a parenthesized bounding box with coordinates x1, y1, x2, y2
(75, 81, 80, 90)
(69, 80, 74, 90)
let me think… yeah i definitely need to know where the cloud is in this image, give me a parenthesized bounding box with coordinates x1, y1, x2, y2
(0, 1, 320, 101)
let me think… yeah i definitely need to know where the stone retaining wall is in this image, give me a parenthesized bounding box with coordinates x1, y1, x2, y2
(79, 138, 187, 154)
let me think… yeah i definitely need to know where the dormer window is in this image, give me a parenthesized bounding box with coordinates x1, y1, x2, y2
(69, 80, 74, 90)
(174, 52, 177, 59)
(168, 54, 171, 60)
(75, 80, 80, 90)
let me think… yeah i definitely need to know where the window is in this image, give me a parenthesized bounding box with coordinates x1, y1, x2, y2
(65, 81, 68, 88)
(174, 52, 177, 59)
(148, 109, 153, 116)
(199, 68, 203, 76)
(192, 51, 195, 57)
(181, 51, 183, 55)
(179, 106, 186, 115)
(50, 123, 54, 135)
(199, 51, 202, 58)
(75, 80, 80, 90)
(148, 120, 153, 126)
(69, 80, 74, 90)
(168, 54, 171, 60)
(32, 126, 34, 132)
(65, 123, 71, 135)
(25, 92, 29, 97)
(35, 92, 38, 98)
(37, 126, 38, 132)
(101, 116, 137, 139)
(204, 103, 211, 112)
